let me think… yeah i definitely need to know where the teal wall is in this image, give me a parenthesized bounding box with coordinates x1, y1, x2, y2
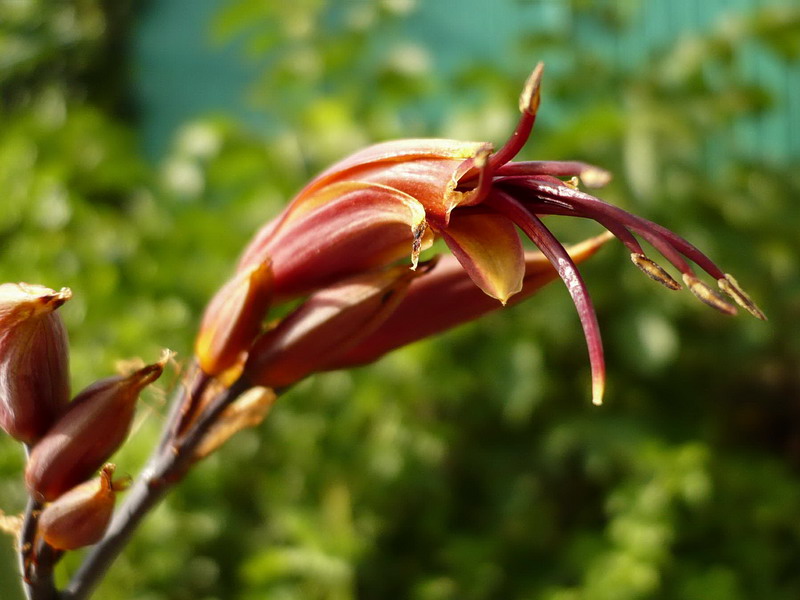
(134, 0, 799, 161)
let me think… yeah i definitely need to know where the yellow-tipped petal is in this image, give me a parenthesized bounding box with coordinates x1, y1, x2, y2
(440, 211, 525, 304)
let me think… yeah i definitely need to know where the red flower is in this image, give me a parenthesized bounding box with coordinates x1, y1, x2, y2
(228, 64, 765, 405)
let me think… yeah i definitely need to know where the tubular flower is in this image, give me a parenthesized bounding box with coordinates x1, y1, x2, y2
(238, 63, 764, 405)
(0, 283, 71, 445)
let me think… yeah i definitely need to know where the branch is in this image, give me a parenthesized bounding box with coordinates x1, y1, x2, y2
(61, 376, 251, 600)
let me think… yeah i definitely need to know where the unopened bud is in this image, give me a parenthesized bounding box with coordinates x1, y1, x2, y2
(244, 266, 420, 388)
(195, 262, 273, 376)
(26, 355, 166, 501)
(38, 464, 128, 550)
(0, 283, 71, 444)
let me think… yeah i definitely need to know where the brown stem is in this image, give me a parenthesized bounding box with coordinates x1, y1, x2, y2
(19, 496, 59, 600)
(18, 441, 59, 600)
(61, 376, 251, 600)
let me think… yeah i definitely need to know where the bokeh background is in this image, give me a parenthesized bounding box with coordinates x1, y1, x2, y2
(2, 0, 800, 598)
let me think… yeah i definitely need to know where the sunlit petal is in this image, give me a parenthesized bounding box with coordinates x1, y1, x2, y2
(440, 210, 525, 304)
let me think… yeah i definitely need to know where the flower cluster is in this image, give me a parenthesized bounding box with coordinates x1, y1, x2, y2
(0, 283, 165, 552)
(1, 63, 765, 598)
(196, 63, 764, 406)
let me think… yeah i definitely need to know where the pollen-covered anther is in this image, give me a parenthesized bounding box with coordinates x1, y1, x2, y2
(519, 62, 544, 115)
(682, 273, 737, 315)
(718, 273, 767, 321)
(579, 166, 613, 188)
(630, 254, 682, 290)
(564, 177, 580, 190)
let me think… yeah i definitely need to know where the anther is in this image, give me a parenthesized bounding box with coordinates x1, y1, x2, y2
(519, 62, 544, 115)
(580, 166, 612, 188)
(630, 254, 682, 290)
(682, 273, 737, 316)
(718, 274, 767, 320)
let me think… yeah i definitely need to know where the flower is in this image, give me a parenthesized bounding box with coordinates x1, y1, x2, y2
(233, 63, 765, 405)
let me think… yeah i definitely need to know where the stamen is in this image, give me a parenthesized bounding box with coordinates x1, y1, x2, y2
(494, 161, 612, 188)
(580, 167, 613, 188)
(682, 274, 737, 316)
(489, 190, 606, 406)
(639, 220, 726, 280)
(630, 254, 682, 290)
(519, 62, 545, 116)
(517, 179, 698, 276)
(565, 177, 580, 190)
(534, 201, 645, 256)
(718, 274, 767, 320)
(468, 63, 545, 180)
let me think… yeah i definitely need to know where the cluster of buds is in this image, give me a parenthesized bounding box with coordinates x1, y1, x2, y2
(195, 63, 764, 407)
(0, 283, 166, 552)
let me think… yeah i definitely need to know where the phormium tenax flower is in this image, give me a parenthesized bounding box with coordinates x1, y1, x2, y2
(0, 283, 71, 445)
(237, 63, 765, 405)
(26, 353, 168, 502)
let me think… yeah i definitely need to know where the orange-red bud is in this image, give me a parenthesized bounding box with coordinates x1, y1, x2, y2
(244, 266, 422, 388)
(38, 464, 128, 550)
(0, 283, 71, 445)
(195, 262, 273, 376)
(26, 356, 165, 502)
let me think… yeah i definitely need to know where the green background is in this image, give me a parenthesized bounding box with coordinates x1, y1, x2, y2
(1, 0, 799, 598)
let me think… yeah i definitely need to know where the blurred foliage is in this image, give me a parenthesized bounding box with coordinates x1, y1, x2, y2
(1, 0, 800, 599)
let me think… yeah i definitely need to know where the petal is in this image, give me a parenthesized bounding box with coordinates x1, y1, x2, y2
(245, 266, 421, 388)
(243, 182, 432, 301)
(195, 261, 273, 376)
(300, 138, 488, 197)
(440, 210, 525, 304)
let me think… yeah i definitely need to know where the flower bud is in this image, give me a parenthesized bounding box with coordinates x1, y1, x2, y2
(244, 266, 421, 389)
(38, 464, 128, 550)
(0, 283, 71, 445)
(26, 356, 166, 502)
(195, 261, 273, 376)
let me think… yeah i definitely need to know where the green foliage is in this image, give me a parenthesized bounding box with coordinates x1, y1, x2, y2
(2, 0, 800, 599)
